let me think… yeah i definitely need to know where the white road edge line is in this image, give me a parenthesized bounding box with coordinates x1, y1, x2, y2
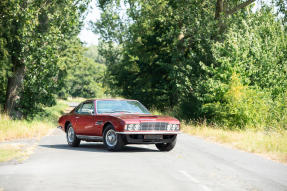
(179, 170, 212, 191)
(179, 170, 200, 183)
(201, 185, 212, 191)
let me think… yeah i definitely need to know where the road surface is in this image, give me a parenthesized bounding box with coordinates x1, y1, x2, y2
(0, 129, 287, 191)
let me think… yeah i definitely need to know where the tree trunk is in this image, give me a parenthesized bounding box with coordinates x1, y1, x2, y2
(215, 0, 224, 19)
(4, 63, 26, 118)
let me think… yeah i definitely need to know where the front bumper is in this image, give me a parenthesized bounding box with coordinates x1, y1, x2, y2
(123, 134, 177, 144)
(116, 131, 181, 135)
(117, 131, 180, 144)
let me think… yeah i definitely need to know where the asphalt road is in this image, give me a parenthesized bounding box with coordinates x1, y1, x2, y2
(0, 129, 287, 191)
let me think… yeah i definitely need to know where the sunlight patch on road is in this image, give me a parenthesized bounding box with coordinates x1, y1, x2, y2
(179, 170, 211, 191)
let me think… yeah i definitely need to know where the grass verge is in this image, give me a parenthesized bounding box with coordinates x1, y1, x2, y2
(0, 143, 37, 163)
(182, 123, 287, 163)
(0, 99, 74, 162)
(0, 144, 21, 162)
(0, 116, 55, 142)
(0, 99, 70, 142)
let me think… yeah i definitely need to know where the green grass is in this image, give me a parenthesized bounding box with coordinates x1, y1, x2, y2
(33, 99, 70, 124)
(182, 123, 287, 163)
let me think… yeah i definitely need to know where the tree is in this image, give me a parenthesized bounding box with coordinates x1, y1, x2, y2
(198, 8, 287, 128)
(215, 0, 256, 19)
(94, 0, 257, 110)
(59, 44, 107, 99)
(94, 0, 287, 130)
(0, 0, 90, 117)
(84, 45, 105, 64)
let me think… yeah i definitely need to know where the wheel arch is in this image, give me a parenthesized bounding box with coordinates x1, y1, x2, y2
(64, 121, 71, 132)
(102, 122, 114, 135)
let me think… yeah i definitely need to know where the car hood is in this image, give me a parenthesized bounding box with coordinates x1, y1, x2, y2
(114, 114, 179, 124)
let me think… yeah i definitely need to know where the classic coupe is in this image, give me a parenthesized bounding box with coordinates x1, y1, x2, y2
(58, 99, 180, 151)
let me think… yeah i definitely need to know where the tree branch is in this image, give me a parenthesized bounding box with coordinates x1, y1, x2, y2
(225, 0, 256, 16)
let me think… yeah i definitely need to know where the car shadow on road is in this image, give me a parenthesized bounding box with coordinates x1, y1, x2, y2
(39, 143, 159, 153)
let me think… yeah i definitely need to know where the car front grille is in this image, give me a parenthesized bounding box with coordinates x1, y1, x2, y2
(140, 122, 168, 131)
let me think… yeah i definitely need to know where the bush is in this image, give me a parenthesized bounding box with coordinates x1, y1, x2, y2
(203, 73, 272, 129)
(198, 9, 287, 129)
(271, 92, 287, 130)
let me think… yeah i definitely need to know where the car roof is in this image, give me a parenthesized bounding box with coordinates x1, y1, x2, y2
(83, 98, 138, 102)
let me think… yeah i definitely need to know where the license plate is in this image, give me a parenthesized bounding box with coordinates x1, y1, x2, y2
(144, 135, 163, 139)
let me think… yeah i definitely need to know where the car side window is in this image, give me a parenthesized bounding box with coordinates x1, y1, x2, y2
(75, 104, 82, 114)
(79, 102, 94, 115)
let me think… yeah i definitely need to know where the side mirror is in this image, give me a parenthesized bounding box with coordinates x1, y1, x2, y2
(89, 110, 95, 115)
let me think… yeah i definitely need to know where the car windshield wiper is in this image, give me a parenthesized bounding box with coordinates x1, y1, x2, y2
(113, 110, 132, 113)
(99, 111, 133, 113)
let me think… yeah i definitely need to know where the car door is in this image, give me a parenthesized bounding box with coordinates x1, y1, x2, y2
(76, 101, 96, 135)
(70, 103, 82, 133)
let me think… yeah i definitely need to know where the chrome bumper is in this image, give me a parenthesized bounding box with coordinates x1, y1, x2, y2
(116, 131, 181, 135)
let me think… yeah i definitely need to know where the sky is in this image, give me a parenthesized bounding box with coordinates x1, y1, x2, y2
(78, 2, 101, 46)
(78, 1, 269, 46)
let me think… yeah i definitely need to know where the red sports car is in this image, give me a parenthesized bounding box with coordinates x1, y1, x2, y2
(58, 99, 180, 151)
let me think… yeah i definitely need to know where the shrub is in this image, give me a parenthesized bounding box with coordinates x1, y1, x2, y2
(203, 73, 271, 129)
(198, 9, 287, 129)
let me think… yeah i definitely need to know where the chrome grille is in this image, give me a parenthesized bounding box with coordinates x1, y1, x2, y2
(140, 122, 168, 131)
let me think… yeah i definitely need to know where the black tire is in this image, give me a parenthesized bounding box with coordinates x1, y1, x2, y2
(155, 135, 177, 151)
(66, 124, 81, 147)
(103, 125, 124, 151)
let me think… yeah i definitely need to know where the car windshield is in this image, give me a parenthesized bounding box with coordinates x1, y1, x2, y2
(96, 100, 150, 114)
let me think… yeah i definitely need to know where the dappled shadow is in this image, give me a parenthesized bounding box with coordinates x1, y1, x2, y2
(39, 143, 159, 153)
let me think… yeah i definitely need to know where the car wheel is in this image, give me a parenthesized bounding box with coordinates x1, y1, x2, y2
(155, 135, 177, 151)
(66, 124, 81, 147)
(103, 125, 124, 151)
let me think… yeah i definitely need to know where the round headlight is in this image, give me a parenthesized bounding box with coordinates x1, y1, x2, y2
(127, 124, 134, 131)
(167, 124, 171, 131)
(172, 124, 177, 130)
(134, 124, 140, 131)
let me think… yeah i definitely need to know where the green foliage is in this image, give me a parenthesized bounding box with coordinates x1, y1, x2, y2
(84, 45, 105, 64)
(65, 57, 106, 98)
(199, 8, 287, 128)
(203, 73, 271, 129)
(32, 99, 69, 124)
(57, 44, 107, 99)
(95, 0, 217, 110)
(0, 0, 90, 117)
(95, 0, 287, 130)
(215, 9, 286, 97)
(276, 0, 287, 26)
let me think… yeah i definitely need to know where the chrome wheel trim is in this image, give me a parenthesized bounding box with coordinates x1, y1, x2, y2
(68, 127, 75, 143)
(106, 129, 117, 147)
